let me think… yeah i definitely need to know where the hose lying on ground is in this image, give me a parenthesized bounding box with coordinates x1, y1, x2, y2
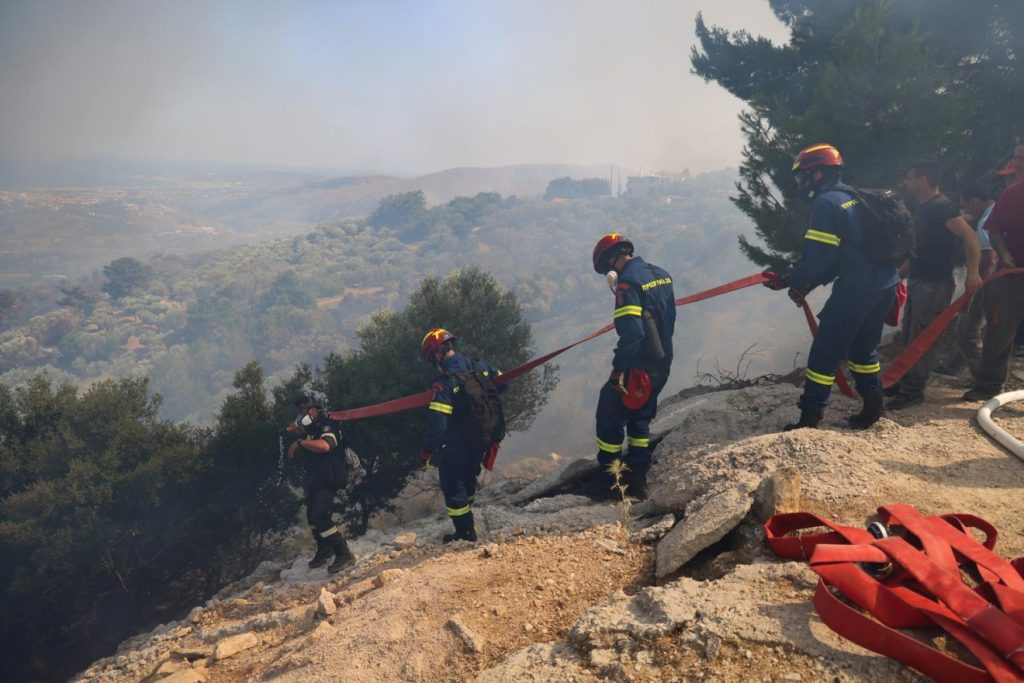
(976, 389, 1024, 463)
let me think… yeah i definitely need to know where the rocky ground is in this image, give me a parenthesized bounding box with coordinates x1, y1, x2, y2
(74, 370, 1024, 683)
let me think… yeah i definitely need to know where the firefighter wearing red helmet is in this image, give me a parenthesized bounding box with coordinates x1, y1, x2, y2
(419, 328, 505, 543)
(763, 143, 899, 431)
(592, 233, 676, 500)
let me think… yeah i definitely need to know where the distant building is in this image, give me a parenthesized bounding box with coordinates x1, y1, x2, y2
(625, 170, 691, 198)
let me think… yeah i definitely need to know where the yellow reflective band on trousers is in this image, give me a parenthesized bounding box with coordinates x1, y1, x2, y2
(627, 436, 650, 448)
(805, 368, 836, 386)
(613, 305, 643, 319)
(596, 437, 623, 454)
(848, 361, 881, 374)
(319, 526, 339, 538)
(429, 401, 453, 415)
(805, 229, 841, 246)
(447, 504, 472, 517)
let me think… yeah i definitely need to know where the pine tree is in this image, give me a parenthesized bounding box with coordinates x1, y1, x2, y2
(309, 267, 557, 532)
(691, 0, 1024, 267)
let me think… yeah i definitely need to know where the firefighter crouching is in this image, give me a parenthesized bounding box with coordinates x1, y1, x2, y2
(592, 233, 676, 499)
(286, 396, 356, 573)
(419, 328, 506, 543)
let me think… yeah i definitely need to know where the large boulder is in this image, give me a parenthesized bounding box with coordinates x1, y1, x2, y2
(655, 482, 755, 579)
(651, 384, 806, 453)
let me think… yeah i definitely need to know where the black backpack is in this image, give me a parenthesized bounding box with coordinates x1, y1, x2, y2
(844, 188, 916, 266)
(451, 365, 506, 451)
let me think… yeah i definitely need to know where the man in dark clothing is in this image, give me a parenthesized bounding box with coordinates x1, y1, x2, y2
(764, 143, 899, 431)
(887, 161, 982, 410)
(965, 144, 1024, 401)
(935, 183, 998, 378)
(286, 397, 356, 573)
(419, 328, 503, 543)
(591, 233, 676, 499)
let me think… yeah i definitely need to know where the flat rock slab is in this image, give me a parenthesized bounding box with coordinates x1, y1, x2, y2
(656, 484, 754, 579)
(522, 494, 594, 514)
(510, 458, 599, 505)
(212, 632, 258, 661)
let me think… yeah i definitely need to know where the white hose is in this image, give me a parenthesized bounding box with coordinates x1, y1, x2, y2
(976, 390, 1024, 463)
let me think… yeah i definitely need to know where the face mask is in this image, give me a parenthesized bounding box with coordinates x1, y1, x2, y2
(606, 270, 618, 292)
(296, 413, 313, 428)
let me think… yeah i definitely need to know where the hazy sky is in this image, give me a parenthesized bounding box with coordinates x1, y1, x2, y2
(0, 1, 788, 176)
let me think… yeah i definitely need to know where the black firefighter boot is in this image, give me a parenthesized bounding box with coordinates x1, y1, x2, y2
(308, 531, 333, 569)
(442, 512, 478, 544)
(783, 410, 822, 432)
(623, 462, 651, 500)
(326, 534, 356, 574)
(848, 392, 885, 430)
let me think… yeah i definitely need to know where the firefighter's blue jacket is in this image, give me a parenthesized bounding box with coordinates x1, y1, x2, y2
(612, 257, 676, 373)
(787, 180, 899, 295)
(424, 352, 502, 452)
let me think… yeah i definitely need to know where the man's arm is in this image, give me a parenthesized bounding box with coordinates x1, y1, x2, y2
(945, 215, 982, 291)
(298, 438, 333, 454)
(990, 231, 1016, 269)
(984, 182, 1024, 269)
(287, 434, 334, 457)
(981, 249, 998, 277)
(786, 199, 843, 292)
(611, 282, 644, 370)
(424, 381, 452, 451)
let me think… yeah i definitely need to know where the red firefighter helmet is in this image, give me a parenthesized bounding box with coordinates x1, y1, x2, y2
(420, 327, 455, 362)
(791, 143, 843, 173)
(592, 233, 634, 274)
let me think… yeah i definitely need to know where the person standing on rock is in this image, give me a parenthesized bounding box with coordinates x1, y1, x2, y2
(419, 328, 506, 544)
(591, 233, 676, 499)
(763, 143, 899, 431)
(287, 396, 356, 573)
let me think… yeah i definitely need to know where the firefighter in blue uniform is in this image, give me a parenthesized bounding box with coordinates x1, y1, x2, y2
(592, 234, 676, 499)
(764, 143, 899, 431)
(419, 328, 503, 543)
(287, 397, 356, 573)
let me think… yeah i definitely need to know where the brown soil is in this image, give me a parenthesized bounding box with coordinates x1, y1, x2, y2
(210, 528, 649, 682)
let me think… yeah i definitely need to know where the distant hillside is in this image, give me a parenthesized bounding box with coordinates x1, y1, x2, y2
(0, 163, 627, 287)
(0, 169, 822, 462)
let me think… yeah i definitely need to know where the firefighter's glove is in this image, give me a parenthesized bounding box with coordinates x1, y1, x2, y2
(761, 269, 788, 291)
(787, 286, 809, 308)
(608, 370, 627, 394)
(419, 448, 435, 469)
